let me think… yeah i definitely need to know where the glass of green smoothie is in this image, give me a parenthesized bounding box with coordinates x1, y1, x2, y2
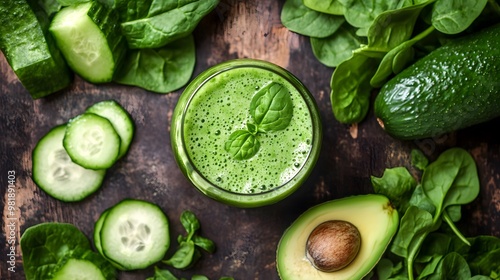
(171, 59, 322, 207)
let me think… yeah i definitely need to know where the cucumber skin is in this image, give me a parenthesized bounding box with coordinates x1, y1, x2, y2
(0, 0, 72, 98)
(374, 24, 500, 140)
(86, 0, 127, 74)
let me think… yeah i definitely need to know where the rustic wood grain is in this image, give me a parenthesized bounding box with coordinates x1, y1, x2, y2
(1, 0, 499, 279)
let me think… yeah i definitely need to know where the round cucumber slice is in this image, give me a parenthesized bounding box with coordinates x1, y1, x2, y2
(52, 258, 105, 280)
(63, 113, 121, 170)
(86, 100, 135, 159)
(93, 209, 127, 270)
(99, 199, 170, 270)
(32, 125, 106, 202)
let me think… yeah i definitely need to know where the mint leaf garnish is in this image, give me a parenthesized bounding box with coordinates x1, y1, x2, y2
(224, 130, 260, 160)
(250, 82, 293, 132)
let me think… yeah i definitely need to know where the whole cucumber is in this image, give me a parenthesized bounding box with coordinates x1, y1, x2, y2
(374, 24, 500, 140)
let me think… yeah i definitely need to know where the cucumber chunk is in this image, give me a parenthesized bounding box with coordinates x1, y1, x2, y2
(0, 0, 72, 98)
(32, 125, 106, 202)
(63, 112, 121, 170)
(52, 258, 106, 280)
(99, 199, 170, 270)
(86, 100, 134, 159)
(49, 1, 126, 83)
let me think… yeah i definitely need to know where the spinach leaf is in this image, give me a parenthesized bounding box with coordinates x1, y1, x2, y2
(303, 0, 345, 15)
(409, 184, 436, 214)
(310, 23, 365, 67)
(224, 130, 260, 160)
(371, 166, 417, 213)
(330, 50, 381, 123)
(427, 252, 471, 279)
(114, 34, 196, 93)
(370, 25, 435, 87)
(367, 1, 433, 51)
(20, 223, 92, 280)
(416, 233, 452, 277)
(422, 148, 479, 223)
(250, 82, 293, 132)
(465, 236, 500, 278)
(119, 0, 219, 49)
(343, 0, 404, 36)
(391, 205, 441, 279)
(281, 0, 345, 38)
(391, 206, 434, 259)
(431, 0, 488, 34)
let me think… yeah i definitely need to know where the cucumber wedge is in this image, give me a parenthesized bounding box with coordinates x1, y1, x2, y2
(0, 0, 72, 98)
(63, 112, 121, 170)
(32, 125, 106, 202)
(86, 100, 134, 159)
(99, 199, 170, 270)
(49, 1, 126, 83)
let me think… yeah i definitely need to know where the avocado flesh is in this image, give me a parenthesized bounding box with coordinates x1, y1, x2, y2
(276, 194, 399, 280)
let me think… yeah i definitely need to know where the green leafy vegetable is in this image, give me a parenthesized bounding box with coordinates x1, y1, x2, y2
(302, 0, 345, 15)
(281, 0, 500, 125)
(114, 34, 196, 93)
(330, 50, 381, 123)
(370, 166, 417, 213)
(225, 130, 261, 160)
(250, 82, 293, 132)
(225, 82, 293, 160)
(119, 0, 220, 49)
(431, 0, 488, 34)
(371, 147, 497, 280)
(20, 222, 116, 280)
(163, 211, 216, 270)
(310, 23, 365, 67)
(281, 0, 345, 38)
(164, 241, 196, 269)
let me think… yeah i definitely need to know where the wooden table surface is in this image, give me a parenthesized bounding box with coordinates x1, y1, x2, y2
(1, 1, 499, 279)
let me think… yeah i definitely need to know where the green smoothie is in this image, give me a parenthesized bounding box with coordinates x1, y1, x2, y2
(182, 66, 313, 194)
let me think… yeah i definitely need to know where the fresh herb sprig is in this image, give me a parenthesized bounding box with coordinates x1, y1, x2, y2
(371, 147, 500, 280)
(163, 211, 216, 270)
(224, 82, 293, 160)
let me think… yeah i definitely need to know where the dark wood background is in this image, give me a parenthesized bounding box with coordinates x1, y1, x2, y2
(1, 1, 499, 279)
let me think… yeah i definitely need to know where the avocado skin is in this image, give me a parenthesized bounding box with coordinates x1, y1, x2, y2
(374, 24, 500, 140)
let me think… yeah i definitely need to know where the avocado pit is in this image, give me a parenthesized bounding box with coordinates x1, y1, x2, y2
(306, 220, 361, 272)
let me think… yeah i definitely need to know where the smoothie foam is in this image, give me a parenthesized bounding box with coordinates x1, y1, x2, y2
(183, 66, 313, 194)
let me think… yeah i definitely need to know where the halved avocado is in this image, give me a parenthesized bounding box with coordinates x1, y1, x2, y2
(276, 194, 399, 280)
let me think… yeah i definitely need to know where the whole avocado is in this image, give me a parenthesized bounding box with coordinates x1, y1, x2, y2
(374, 24, 500, 140)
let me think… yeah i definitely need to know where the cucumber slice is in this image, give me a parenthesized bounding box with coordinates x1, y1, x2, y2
(63, 112, 121, 170)
(49, 1, 126, 83)
(32, 125, 106, 202)
(93, 209, 127, 270)
(86, 100, 134, 159)
(100, 199, 170, 270)
(51, 258, 106, 280)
